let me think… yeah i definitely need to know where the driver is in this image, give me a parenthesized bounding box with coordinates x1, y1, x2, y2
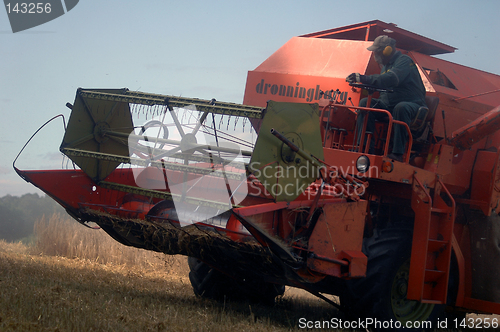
(346, 35, 426, 161)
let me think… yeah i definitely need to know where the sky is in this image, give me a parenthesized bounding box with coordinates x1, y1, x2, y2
(1, 0, 500, 197)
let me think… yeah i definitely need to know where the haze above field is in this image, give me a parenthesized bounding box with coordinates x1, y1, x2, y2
(1, 0, 499, 196)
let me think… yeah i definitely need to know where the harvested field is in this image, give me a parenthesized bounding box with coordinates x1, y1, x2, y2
(0, 214, 495, 331)
(0, 215, 338, 331)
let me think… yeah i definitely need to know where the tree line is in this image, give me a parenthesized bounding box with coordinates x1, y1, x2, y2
(0, 193, 65, 242)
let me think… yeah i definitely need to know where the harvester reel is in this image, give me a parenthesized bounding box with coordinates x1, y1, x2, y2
(60, 88, 252, 227)
(142, 107, 208, 160)
(132, 107, 248, 226)
(132, 120, 169, 159)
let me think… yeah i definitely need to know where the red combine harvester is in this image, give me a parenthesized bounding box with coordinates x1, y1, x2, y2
(14, 21, 500, 329)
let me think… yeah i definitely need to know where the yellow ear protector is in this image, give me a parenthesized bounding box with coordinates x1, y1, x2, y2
(382, 45, 393, 57)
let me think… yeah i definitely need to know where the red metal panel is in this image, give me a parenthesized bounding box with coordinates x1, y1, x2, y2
(307, 200, 367, 277)
(408, 52, 500, 138)
(408, 175, 432, 301)
(15, 169, 133, 211)
(253, 37, 372, 77)
(441, 150, 476, 196)
(463, 297, 500, 315)
(470, 150, 499, 215)
(243, 37, 377, 108)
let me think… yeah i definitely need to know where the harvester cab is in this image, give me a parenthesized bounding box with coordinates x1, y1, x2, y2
(14, 20, 500, 330)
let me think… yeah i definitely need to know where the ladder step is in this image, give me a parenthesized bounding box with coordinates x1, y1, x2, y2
(427, 239, 448, 252)
(431, 207, 449, 213)
(425, 269, 445, 282)
(420, 299, 443, 305)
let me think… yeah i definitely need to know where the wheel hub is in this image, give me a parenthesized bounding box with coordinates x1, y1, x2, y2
(391, 259, 435, 322)
(180, 133, 198, 154)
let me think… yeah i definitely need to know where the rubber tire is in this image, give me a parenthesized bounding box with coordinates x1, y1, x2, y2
(341, 225, 444, 331)
(187, 257, 284, 304)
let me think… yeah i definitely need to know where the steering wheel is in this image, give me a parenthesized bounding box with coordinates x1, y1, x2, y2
(349, 82, 393, 94)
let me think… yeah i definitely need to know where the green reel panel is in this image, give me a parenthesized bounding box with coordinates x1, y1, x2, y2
(60, 88, 133, 182)
(249, 101, 324, 202)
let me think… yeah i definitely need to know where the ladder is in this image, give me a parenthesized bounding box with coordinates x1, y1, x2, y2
(407, 173, 456, 303)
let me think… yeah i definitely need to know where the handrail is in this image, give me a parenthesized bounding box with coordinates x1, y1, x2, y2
(320, 103, 413, 162)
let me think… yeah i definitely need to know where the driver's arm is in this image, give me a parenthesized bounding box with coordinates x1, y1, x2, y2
(366, 56, 414, 89)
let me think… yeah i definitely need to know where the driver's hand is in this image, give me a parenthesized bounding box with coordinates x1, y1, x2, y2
(346, 73, 368, 84)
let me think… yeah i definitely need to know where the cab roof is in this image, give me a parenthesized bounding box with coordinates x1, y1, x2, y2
(301, 20, 456, 56)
